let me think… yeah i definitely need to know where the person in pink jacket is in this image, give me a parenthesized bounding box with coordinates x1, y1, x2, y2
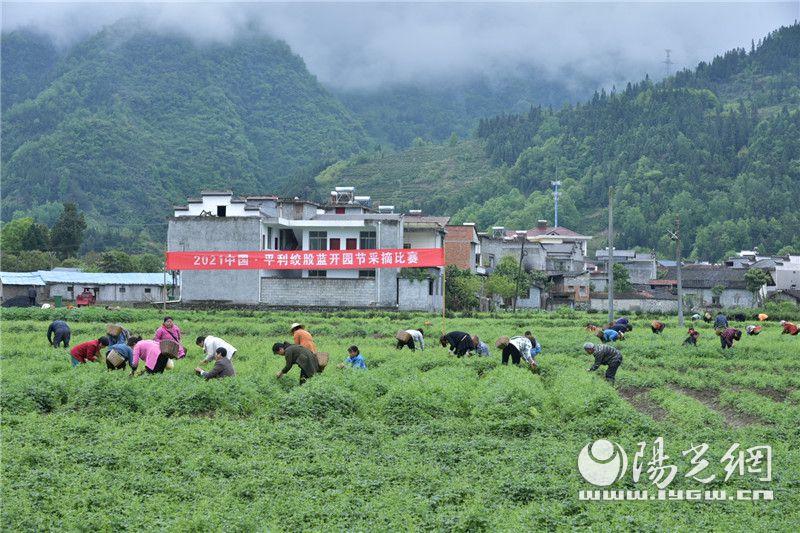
(154, 316, 185, 358)
(132, 339, 170, 374)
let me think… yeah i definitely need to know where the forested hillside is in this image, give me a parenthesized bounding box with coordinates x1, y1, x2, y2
(324, 23, 800, 260)
(1, 24, 369, 239)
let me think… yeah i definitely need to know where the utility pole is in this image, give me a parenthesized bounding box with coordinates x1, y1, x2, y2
(551, 180, 562, 228)
(607, 186, 614, 323)
(670, 216, 685, 326)
(512, 230, 527, 313)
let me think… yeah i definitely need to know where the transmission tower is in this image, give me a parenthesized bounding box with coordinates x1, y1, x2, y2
(663, 49, 674, 77)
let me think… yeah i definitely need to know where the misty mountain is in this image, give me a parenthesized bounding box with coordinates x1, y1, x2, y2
(335, 71, 596, 148)
(1, 25, 369, 230)
(317, 23, 800, 260)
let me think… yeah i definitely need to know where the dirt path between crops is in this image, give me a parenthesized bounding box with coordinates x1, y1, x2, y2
(672, 386, 763, 428)
(618, 386, 667, 422)
(729, 386, 793, 403)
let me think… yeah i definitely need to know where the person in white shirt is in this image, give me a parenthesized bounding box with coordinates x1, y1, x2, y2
(396, 328, 425, 351)
(195, 335, 237, 365)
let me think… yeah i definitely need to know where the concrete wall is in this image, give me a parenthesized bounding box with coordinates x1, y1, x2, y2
(0, 285, 46, 302)
(168, 217, 262, 304)
(774, 258, 800, 290)
(624, 261, 657, 284)
(684, 288, 756, 308)
(48, 283, 165, 303)
(517, 286, 542, 309)
(398, 278, 443, 311)
(177, 194, 259, 217)
(589, 297, 678, 313)
(479, 237, 545, 271)
(261, 277, 378, 307)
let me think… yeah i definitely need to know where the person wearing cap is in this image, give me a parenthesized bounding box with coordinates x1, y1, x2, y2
(291, 323, 317, 353)
(154, 316, 185, 358)
(496, 335, 537, 369)
(745, 325, 762, 336)
(196, 335, 237, 365)
(683, 328, 700, 346)
(650, 320, 666, 334)
(195, 347, 236, 380)
(584, 342, 623, 384)
(273, 342, 319, 384)
(780, 321, 799, 335)
(47, 319, 71, 348)
(720, 328, 742, 349)
(440, 331, 474, 357)
(396, 328, 425, 351)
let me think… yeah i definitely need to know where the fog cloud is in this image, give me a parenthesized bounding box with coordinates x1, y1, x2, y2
(2, 2, 797, 89)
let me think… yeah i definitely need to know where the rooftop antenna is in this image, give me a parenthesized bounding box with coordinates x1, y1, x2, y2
(663, 49, 674, 77)
(551, 180, 562, 228)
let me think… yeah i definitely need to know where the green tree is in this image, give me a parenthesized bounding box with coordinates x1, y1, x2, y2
(745, 268, 771, 295)
(493, 256, 535, 301)
(1, 251, 57, 271)
(21, 222, 50, 251)
(99, 251, 135, 273)
(50, 203, 86, 259)
(485, 273, 516, 304)
(1, 217, 35, 253)
(445, 266, 481, 310)
(134, 254, 163, 273)
(612, 263, 632, 293)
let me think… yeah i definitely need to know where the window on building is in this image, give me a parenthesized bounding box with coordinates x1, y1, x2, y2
(335, 207, 345, 215)
(346, 238, 357, 250)
(67, 286, 74, 293)
(428, 279, 434, 296)
(522, 287, 531, 299)
(475, 253, 481, 266)
(119, 287, 126, 293)
(359, 269, 375, 278)
(329, 238, 341, 250)
(144, 288, 151, 294)
(403, 243, 411, 249)
(359, 231, 376, 250)
(308, 270, 327, 278)
(216, 205, 226, 217)
(309, 231, 328, 250)
(489, 254, 496, 268)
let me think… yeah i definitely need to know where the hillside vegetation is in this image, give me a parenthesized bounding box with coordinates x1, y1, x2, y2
(323, 24, 800, 260)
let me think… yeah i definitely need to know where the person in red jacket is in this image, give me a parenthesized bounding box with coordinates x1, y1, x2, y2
(69, 337, 109, 366)
(780, 321, 799, 335)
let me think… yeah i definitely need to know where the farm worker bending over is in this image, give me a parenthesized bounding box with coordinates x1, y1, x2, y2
(69, 337, 109, 366)
(714, 313, 729, 331)
(496, 336, 537, 370)
(651, 321, 666, 334)
(613, 318, 633, 332)
(291, 323, 317, 353)
(758, 313, 769, 321)
(472, 339, 491, 356)
(47, 319, 71, 348)
(720, 328, 742, 349)
(273, 342, 319, 384)
(524, 331, 543, 358)
(106, 336, 140, 371)
(745, 325, 762, 336)
(683, 328, 700, 346)
(396, 329, 425, 351)
(196, 336, 237, 364)
(780, 321, 799, 335)
(598, 328, 623, 342)
(154, 316, 185, 358)
(133, 339, 172, 374)
(607, 322, 629, 334)
(195, 347, 235, 380)
(106, 324, 131, 346)
(440, 331, 475, 357)
(339, 345, 367, 369)
(691, 313, 702, 321)
(584, 342, 623, 384)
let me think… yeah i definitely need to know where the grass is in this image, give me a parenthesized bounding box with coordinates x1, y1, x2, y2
(2, 308, 799, 530)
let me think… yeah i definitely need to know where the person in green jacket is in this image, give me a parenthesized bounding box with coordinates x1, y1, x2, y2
(272, 342, 319, 384)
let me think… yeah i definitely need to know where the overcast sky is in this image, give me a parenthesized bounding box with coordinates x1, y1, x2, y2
(2, 2, 797, 90)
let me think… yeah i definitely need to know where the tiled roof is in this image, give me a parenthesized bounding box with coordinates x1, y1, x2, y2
(668, 265, 749, 289)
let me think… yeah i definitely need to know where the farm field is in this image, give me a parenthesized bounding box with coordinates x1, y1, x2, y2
(2, 307, 799, 531)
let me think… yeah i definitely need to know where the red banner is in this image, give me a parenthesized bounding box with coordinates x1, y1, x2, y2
(166, 248, 444, 270)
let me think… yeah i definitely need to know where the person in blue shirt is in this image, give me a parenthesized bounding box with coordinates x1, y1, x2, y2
(597, 328, 622, 342)
(339, 345, 366, 369)
(105, 337, 140, 371)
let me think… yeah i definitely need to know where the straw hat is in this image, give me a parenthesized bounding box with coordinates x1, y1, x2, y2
(290, 323, 304, 332)
(495, 336, 510, 348)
